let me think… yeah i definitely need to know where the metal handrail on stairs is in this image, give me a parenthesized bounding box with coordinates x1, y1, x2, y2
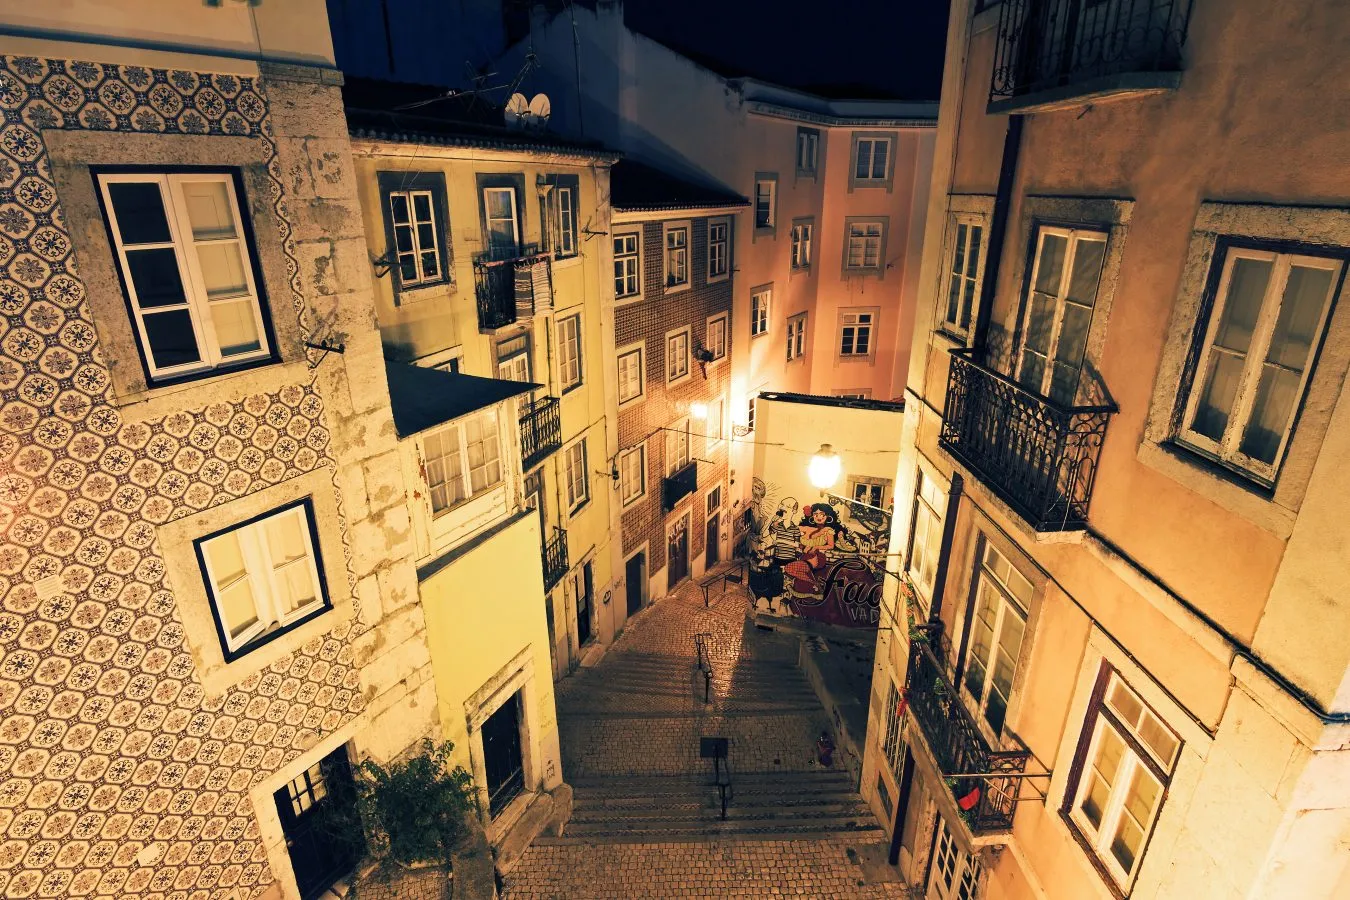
(694, 633, 714, 704)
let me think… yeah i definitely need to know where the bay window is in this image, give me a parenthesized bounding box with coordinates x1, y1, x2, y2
(423, 410, 502, 515)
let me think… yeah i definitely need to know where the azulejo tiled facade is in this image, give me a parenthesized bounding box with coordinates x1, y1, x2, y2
(0, 55, 381, 900)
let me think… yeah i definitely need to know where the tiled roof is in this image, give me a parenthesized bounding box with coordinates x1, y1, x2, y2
(385, 362, 538, 438)
(610, 159, 748, 213)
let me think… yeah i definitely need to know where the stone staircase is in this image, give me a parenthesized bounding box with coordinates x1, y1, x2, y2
(545, 769, 884, 844)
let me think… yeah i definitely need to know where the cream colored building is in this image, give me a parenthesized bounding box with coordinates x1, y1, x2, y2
(343, 82, 624, 678)
(862, 1, 1350, 898)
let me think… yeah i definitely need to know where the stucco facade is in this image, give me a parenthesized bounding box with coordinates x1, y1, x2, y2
(863, 1, 1350, 898)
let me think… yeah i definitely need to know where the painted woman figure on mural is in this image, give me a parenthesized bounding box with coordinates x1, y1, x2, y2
(785, 503, 843, 593)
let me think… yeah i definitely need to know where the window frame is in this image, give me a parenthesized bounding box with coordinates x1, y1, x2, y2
(619, 443, 647, 507)
(96, 168, 277, 386)
(706, 313, 729, 363)
(665, 326, 692, 385)
(882, 680, 904, 779)
(750, 286, 772, 338)
(707, 216, 731, 283)
(194, 497, 331, 662)
(850, 132, 895, 191)
(557, 313, 583, 392)
(961, 540, 1034, 739)
(706, 397, 724, 454)
(848, 475, 890, 509)
(905, 468, 946, 615)
(753, 173, 778, 233)
(838, 307, 878, 360)
(663, 220, 691, 291)
(746, 392, 759, 433)
(616, 340, 645, 407)
(613, 228, 642, 302)
(786, 312, 807, 362)
(495, 333, 532, 384)
(930, 815, 983, 900)
(666, 417, 692, 476)
(843, 217, 888, 276)
(795, 127, 820, 178)
(376, 170, 452, 298)
(940, 213, 988, 339)
(1175, 243, 1342, 485)
(564, 436, 590, 514)
(420, 408, 504, 518)
(791, 219, 814, 270)
(478, 179, 524, 260)
(540, 174, 580, 260)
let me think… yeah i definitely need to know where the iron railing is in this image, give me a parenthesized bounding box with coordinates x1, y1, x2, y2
(519, 395, 561, 470)
(473, 242, 551, 331)
(542, 527, 568, 591)
(906, 632, 1030, 833)
(940, 349, 1115, 531)
(694, 632, 714, 704)
(990, 0, 1193, 105)
(662, 461, 698, 512)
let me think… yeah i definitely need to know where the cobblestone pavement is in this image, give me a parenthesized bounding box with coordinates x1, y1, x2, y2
(505, 570, 903, 899)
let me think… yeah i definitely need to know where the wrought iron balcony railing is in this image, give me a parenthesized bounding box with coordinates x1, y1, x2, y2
(662, 461, 698, 512)
(473, 243, 552, 331)
(940, 349, 1115, 532)
(542, 527, 568, 591)
(990, 0, 1193, 111)
(519, 395, 561, 471)
(906, 632, 1030, 834)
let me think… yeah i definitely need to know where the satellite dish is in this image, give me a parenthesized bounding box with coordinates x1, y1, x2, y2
(528, 93, 552, 128)
(504, 93, 529, 129)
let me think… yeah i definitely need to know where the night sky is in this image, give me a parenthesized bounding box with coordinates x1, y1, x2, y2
(327, 0, 949, 101)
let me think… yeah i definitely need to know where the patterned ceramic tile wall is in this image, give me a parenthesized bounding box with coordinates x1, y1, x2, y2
(0, 55, 365, 900)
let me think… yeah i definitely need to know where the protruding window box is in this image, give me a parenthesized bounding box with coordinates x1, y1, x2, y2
(662, 461, 698, 512)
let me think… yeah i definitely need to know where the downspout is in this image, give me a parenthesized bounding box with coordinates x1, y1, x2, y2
(970, 114, 1024, 356)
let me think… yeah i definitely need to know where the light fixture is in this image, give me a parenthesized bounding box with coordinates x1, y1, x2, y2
(808, 443, 841, 490)
(690, 402, 709, 420)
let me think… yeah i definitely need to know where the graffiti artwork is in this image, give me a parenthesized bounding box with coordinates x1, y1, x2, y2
(745, 478, 892, 627)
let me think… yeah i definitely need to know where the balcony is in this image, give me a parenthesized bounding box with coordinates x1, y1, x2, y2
(542, 527, 568, 591)
(939, 349, 1115, 532)
(662, 461, 697, 512)
(519, 396, 561, 470)
(906, 633, 1030, 834)
(989, 0, 1193, 114)
(473, 243, 553, 332)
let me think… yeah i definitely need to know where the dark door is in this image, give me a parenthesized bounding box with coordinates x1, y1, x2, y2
(625, 551, 645, 616)
(576, 560, 594, 646)
(705, 515, 720, 569)
(274, 746, 364, 900)
(668, 517, 689, 586)
(483, 691, 525, 817)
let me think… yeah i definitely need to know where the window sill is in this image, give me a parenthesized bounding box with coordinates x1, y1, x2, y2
(843, 267, 884, 279)
(622, 494, 645, 509)
(553, 254, 583, 271)
(754, 226, 776, 236)
(395, 279, 455, 304)
(750, 330, 769, 340)
(933, 328, 970, 348)
(617, 395, 646, 411)
(567, 499, 591, 520)
(1136, 440, 1295, 539)
(616, 293, 644, 307)
(115, 358, 310, 424)
(706, 272, 730, 285)
(664, 281, 691, 295)
(221, 602, 332, 663)
(987, 71, 1183, 116)
(837, 354, 877, 364)
(666, 373, 693, 388)
(790, 265, 812, 276)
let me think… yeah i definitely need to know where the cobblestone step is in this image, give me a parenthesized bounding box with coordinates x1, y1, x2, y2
(546, 816, 884, 845)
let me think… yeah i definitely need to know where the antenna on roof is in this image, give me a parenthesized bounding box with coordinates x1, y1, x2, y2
(504, 93, 530, 129)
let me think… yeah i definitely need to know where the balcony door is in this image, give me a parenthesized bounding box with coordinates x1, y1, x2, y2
(1015, 226, 1107, 405)
(668, 514, 690, 587)
(482, 691, 526, 817)
(274, 746, 364, 900)
(961, 542, 1032, 738)
(574, 559, 594, 647)
(483, 186, 520, 259)
(927, 815, 981, 900)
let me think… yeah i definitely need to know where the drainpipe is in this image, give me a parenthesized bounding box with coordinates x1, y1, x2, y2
(970, 114, 1024, 357)
(926, 473, 964, 627)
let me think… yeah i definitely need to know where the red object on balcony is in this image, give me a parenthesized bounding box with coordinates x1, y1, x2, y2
(957, 786, 981, 811)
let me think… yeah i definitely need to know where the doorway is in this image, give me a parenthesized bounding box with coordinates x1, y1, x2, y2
(575, 560, 594, 647)
(626, 550, 646, 616)
(705, 485, 722, 570)
(668, 515, 690, 587)
(482, 691, 526, 818)
(274, 746, 364, 900)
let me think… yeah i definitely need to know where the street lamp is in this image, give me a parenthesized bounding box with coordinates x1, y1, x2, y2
(690, 402, 709, 420)
(808, 443, 841, 490)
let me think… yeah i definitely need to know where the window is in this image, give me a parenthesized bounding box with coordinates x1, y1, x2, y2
(786, 313, 806, 362)
(853, 135, 891, 185)
(754, 176, 777, 230)
(196, 499, 329, 659)
(791, 221, 813, 269)
(706, 314, 728, 362)
(907, 470, 946, 609)
(962, 542, 1033, 736)
(382, 175, 448, 290)
(1015, 226, 1108, 405)
(496, 334, 531, 383)
(565, 438, 589, 511)
(1177, 246, 1341, 483)
(665, 224, 690, 288)
(614, 231, 641, 299)
(542, 177, 578, 258)
(942, 216, 985, 336)
(617, 343, 644, 405)
(423, 409, 502, 515)
(746, 394, 758, 433)
(882, 681, 904, 779)
(796, 128, 820, 176)
(706, 398, 724, 453)
(482, 186, 520, 258)
(666, 421, 691, 475)
(666, 328, 691, 383)
(619, 444, 646, 506)
(708, 218, 730, 281)
(833, 389, 871, 400)
(1067, 669, 1180, 890)
(931, 817, 982, 900)
(751, 287, 771, 337)
(849, 476, 889, 509)
(558, 314, 582, 390)
(839, 310, 875, 358)
(98, 171, 272, 382)
(706, 484, 722, 515)
(845, 221, 885, 272)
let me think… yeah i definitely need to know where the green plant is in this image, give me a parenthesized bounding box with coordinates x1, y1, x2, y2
(353, 739, 477, 867)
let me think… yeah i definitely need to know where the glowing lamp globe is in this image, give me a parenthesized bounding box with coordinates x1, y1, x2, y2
(808, 444, 841, 490)
(690, 402, 709, 420)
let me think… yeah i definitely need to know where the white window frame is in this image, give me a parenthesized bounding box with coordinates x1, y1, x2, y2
(848, 475, 889, 509)
(707, 217, 730, 282)
(616, 340, 645, 407)
(930, 816, 982, 900)
(852, 135, 892, 186)
(386, 188, 444, 287)
(706, 313, 728, 362)
(750, 287, 771, 337)
(564, 436, 589, 513)
(421, 409, 503, 518)
(98, 171, 271, 382)
(482, 186, 521, 256)
(746, 392, 759, 433)
(839, 308, 876, 359)
(882, 680, 904, 779)
(619, 443, 646, 507)
(941, 214, 987, 338)
(666, 326, 691, 385)
(1068, 670, 1180, 891)
(706, 397, 724, 454)
(1177, 247, 1341, 484)
(754, 176, 777, 230)
(845, 220, 885, 272)
(791, 221, 813, 269)
(558, 313, 583, 391)
(664, 221, 690, 290)
(786, 312, 806, 362)
(197, 500, 328, 659)
(666, 417, 691, 476)
(613, 229, 642, 302)
(496, 334, 531, 383)
(961, 541, 1033, 738)
(546, 183, 577, 258)
(796, 128, 819, 177)
(906, 468, 946, 614)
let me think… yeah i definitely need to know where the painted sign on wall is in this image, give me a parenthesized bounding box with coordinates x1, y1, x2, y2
(745, 478, 891, 627)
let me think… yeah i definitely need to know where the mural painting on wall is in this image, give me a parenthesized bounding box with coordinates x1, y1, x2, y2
(744, 477, 891, 627)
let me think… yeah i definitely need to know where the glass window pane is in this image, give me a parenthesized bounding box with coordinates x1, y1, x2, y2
(126, 247, 188, 308)
(218, 580, 260, 638)
(1056, 301, 1093, 366)
(107, 181, 172, 244)
(1023, 293, 1056, 354)
(389, 193, 410, 225)
(420, 250, 439, 279)
(1034, 233, 1068, 295)
(265, 511, 309, 565)
(1081, 772, 1111, 830)
(1110, 816, 1145, 874)
(872, 141, 888, 179)
(1108, 681, 1144, 727)
(210, 298, 262, 358)
(412, 192, 433, 221)
(141, 309, 201, 369)
(855, 142, 870, 179)
(952, 223, 968, 276)
(1192, 351, 1244, 442)
(1239, 366, 1299, 464)
(966, 226, 983, 278)
(1214, 257, 1274, 353)
(1138, 714, 1179, 767)
(1268, 265, 1332, 369)
(181, 180, 238, 240)
(207, 531, 248, 585)
(275, 560, 317, 613)
(487, 190, 512, 219)
(195, 241, 249, 299)
(417, 222, 437, 251)
(1067, 238, 1106, 306)
(393, 223, 414, 254)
